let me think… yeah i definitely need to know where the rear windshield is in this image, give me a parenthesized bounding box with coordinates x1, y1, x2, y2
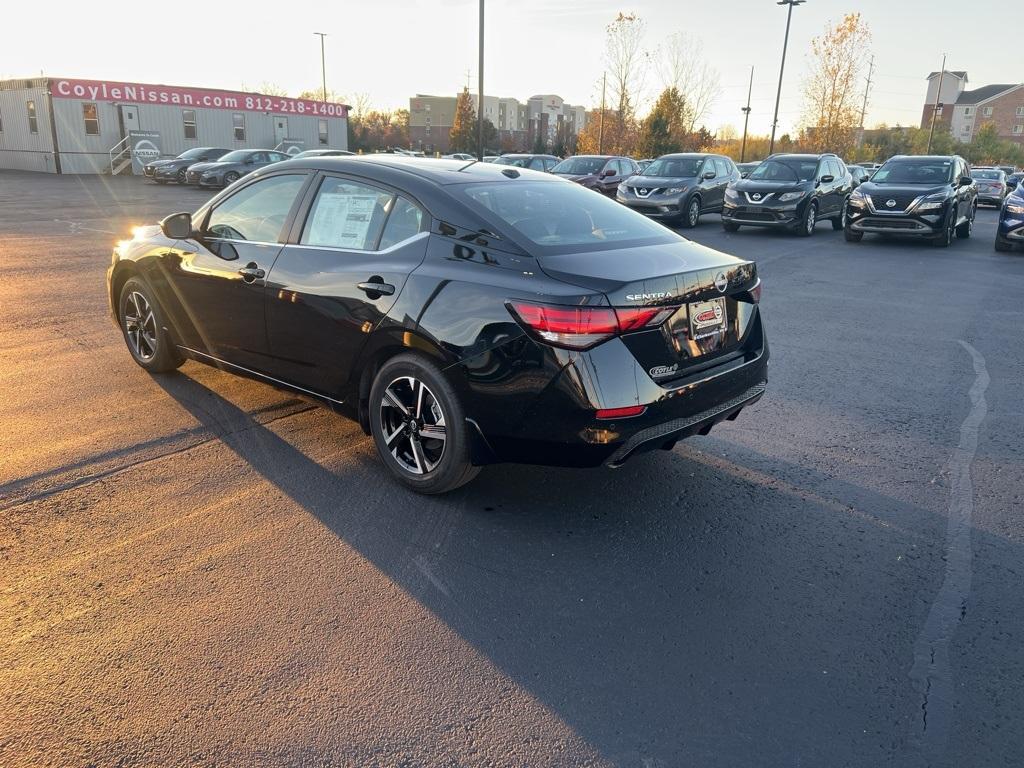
(494, 156, 532, 167)
(971, 169, 1003, 180)
(458, 180, 678, 252)
(873, 159, 953, 184)
(749, 158, 817, 182)
(642, 157, 704, 178)
(552, 157, 606, 175)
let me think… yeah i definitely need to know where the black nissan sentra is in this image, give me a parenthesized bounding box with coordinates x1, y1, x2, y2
(108, 157, 768, 493)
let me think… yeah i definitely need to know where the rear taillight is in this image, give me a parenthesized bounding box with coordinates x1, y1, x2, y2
(507, 301, 676, 350)
(596, 405, 647, 420)
(749, 279, 763, 304)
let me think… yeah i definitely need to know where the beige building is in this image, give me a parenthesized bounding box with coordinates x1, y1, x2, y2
(920, 71, 1024, 145)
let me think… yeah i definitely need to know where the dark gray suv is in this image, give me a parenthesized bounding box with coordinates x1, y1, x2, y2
(616, 153, 740, 228)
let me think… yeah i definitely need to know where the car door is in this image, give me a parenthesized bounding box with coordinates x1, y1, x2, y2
(711, 157, 733, 211)
(698, 157, 718, 211)
(263, 174, 430, 396)
(158, 172, 311, 370)
(817, 159, 838, 215)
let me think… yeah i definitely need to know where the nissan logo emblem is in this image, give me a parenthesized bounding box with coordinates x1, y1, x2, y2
(640, 188, 648, 194)
(714, 272, 729, 293)
(886, 199, 896, 208)
(752, 193, 762, 200)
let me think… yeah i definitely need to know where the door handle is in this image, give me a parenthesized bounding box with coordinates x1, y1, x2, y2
(238, 263, 265, 281)
(357, 279, 395, 297)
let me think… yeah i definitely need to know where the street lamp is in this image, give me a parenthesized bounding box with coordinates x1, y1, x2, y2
(741, 66, 753, 162)
(769, 0, 805, 156)
(314, 32, 328, 103)
(477, 0, 485, 160)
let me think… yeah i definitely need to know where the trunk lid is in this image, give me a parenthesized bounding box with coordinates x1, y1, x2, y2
(537, 240, 761, 382)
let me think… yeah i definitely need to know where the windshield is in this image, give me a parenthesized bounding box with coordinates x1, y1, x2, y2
(459, 180, 678, 251)
(971, 169, 1003, 180)
(552, 157, 606, 175)
(749, 158, 817, 182)
(872, 159, 953, 184)
(641, 157, 704, 178)
(178, 148, 209, 160)
(217, 150, 250, 163)
(494, 156, 532, 168)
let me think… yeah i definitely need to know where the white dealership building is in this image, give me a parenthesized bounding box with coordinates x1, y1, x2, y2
(0, 77, 350, 175)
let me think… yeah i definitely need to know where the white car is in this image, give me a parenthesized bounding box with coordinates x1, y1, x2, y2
(443, 152, 475, 161)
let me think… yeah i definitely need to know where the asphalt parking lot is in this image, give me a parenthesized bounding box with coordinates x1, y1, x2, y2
(1, 169, 1022, 768)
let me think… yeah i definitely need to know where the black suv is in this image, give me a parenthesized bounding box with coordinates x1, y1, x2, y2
(722, 153, 853, 236)
(616, 153, 740, 228)
(845, 155, 977, 247)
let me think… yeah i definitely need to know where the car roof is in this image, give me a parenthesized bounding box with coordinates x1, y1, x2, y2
(656, 152, 712, 159)
(269, 154, 562, 186)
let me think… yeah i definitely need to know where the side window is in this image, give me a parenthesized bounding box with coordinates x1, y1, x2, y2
(268, 152, 288, 162)
(249, 152, 267, 164)
(714, 157, 731, 177)
(702, 158, 717, 178)
(301, 176, 394, 251)
(379, 196, 427, 250)
(206, 174, 306, 243)
(529, 157, 545, 170)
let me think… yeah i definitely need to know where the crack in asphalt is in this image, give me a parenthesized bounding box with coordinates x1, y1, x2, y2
(907, 340, 989, 763)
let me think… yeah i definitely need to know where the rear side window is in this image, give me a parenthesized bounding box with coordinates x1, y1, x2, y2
(378, 196, 426, 250)
(206, 174, 307, 243)
(301, 177, 393, 251)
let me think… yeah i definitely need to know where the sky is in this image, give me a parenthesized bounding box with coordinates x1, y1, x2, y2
(2, 0, 1020, 137)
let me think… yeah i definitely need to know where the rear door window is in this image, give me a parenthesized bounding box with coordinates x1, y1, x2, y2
(206, 174, 307, 243)
(378, 196, 427, 250)
(301, 176, 394, 251)
(714, 157, 731, 177)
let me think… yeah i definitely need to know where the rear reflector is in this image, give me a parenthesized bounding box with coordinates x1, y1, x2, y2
(596, 405, 646, 420)
(507, 301, 677, 350)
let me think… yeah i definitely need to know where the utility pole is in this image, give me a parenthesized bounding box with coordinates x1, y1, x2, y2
(927, 54, 946, 154)
(741, 66, 754, 162)
(769, 0, 805, 156)
(314, 32, 328, 102)
(477, 0, 485, 160)
(859, 55, 874, 127)
(598, 72, 606, 155)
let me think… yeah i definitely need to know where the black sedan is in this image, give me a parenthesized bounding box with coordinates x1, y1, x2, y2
(107, 157, 768, 493)
(845, 155, 977, 247)
(144, 147, 230, 184)
(185, 149, 289, 187)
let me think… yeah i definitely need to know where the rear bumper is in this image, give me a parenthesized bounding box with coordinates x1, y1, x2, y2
(978, 194, 1005, 206)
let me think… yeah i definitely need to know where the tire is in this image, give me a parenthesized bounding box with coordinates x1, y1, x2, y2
(844, 226, 863, 242)
(176, 167, 187, 184)
(832, 200, 849, 230)
(118, 277, 184, 373)
(368, 354, 480, 494)
(680, 197, 701, 228)
(223, 171, 240, 186)
(722, 220, 740, 232)
(956, 205, 975, 239)
(797, 201, 817, 237)
(933, 212, 956, 248)
(994, 235, 1013, 252)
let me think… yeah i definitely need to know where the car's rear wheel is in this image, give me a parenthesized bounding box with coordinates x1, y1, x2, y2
(722, 220, 740, 232)
(956, 205, 975, 238)
(933, 212, 956, 248)
(994, 235, 1013, 252)
(369, 354, 480, 494)
(797, 202, 817, 237)
(832, 200, 849, 230)
(118, 277, 184, 373)
(223, 171, 240, 186)
(680, 197, 701, 229)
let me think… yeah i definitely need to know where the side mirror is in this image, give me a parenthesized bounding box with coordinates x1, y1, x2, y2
(160, 212, 193, 240)
(740, 172, 749, 179)
(959, 176, 973, 187)
(861, 174, 870, 183)
(819, 174, 835, 184)
(601, 168, 615, 178)
(703, 170, 716, 180)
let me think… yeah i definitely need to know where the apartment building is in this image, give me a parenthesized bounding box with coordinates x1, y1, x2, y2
(920, 71, 1024, 145)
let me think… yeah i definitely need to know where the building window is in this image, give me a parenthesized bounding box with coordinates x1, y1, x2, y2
(82, 103, 100, 135)
(232, 113, 245, 141)
(318, 119, 328, 145)
(182, 109, 197, 139)
(963, 106, 973, 116)
(27, 100, 38, 134)
(1014, 125, 1023, 135)
(982, 106, 993, 117)
(1017, 106, 1024, 117)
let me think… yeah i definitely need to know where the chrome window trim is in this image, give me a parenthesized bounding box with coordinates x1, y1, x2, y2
(287, 230, 429, 255)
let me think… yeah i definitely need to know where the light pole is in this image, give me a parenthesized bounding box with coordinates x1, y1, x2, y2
(598, 72, 606, 155)
(477, 0, 485, 160)
(314, 32, 328, 102)
(741, 66, 753, 162)
(927, 54, 947, 154)
(769, 0, 804, 156)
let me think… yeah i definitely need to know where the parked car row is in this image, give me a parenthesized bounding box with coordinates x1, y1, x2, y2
(145, 147, 354, 188)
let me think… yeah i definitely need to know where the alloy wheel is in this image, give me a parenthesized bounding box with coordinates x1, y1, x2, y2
(123, 291, 158, 362)
(688, 200, 700, 227)
(806, 205, 816, 234)
(379, 376, 447, 475)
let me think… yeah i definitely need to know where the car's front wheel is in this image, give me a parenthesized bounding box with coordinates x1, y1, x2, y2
(722, 220, 740, 232)
(832, 200, 849, 230)
(844, 225, 863, 242)
(680, 197, 701, 229)
(956, 205, 975, 239)
(994, 235, 1013, 252)
(797, 201, 817, 237)
(176, 167, 187, 184)
(368, 354, 480, 494)
(118, 277, 184, 373)
(933, 212, 956, 248)
(223, 171, 240, 186)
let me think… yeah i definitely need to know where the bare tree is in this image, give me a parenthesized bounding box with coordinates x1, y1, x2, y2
(604, 12, 647, 143)
(655, 32, 721, 134)
(800, 13, 871, 154)
(349, 92, 373, 121)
